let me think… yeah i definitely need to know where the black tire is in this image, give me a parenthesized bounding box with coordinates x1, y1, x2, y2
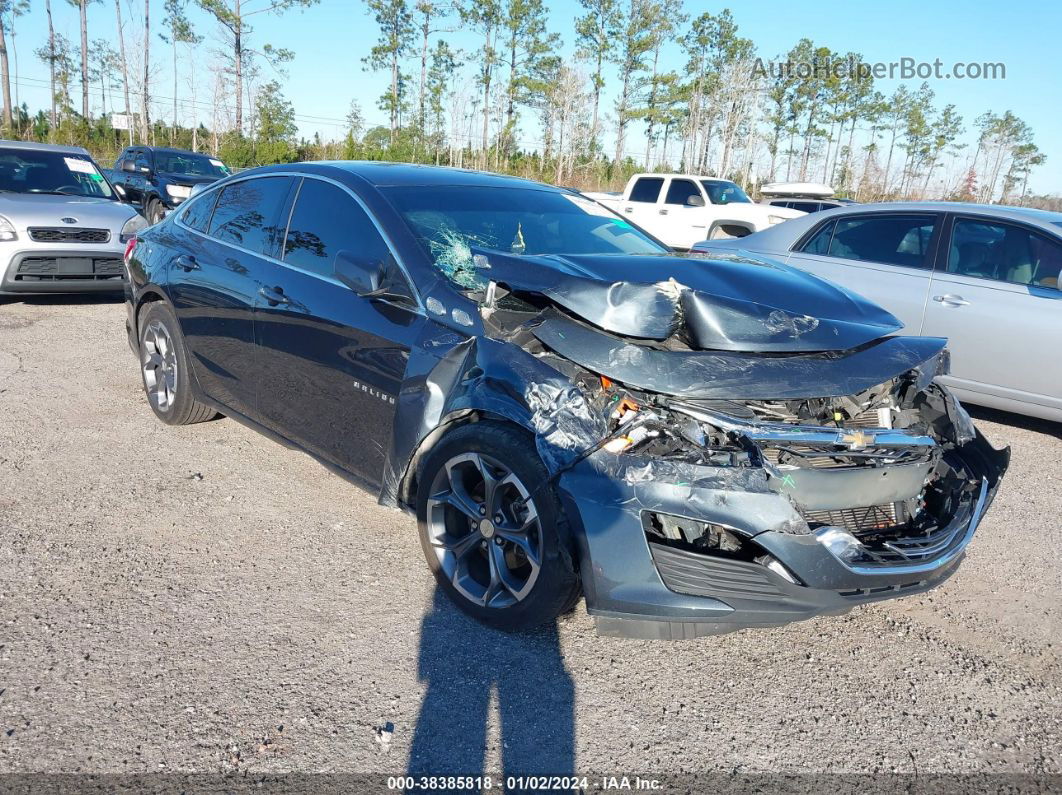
(138, 301, 217, 426)
(145, 198, 164, 225)
(416, 421, 581, 631)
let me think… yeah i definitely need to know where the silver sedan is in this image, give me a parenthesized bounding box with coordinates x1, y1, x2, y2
(692, 202, 1062, 422)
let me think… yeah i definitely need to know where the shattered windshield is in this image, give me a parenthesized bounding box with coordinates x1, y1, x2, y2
(382, 185, 669, 288)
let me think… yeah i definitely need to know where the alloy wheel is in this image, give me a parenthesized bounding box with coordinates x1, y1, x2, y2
(425, 452, 543, 609)
(142, 320, 178, 412)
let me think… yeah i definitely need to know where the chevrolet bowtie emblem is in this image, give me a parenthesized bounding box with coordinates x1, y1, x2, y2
(839, 429, 871, 450)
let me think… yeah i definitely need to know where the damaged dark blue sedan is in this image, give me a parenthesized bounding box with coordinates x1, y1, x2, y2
(123, 163, 1009, 639)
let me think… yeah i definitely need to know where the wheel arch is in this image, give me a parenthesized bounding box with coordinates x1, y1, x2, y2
(707, 219, 755, 239)
(394, 408, 537, 511)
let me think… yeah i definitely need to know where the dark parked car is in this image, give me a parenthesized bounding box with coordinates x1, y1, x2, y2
(123, 163, 1008, 639)
(108, 146, 230, 224)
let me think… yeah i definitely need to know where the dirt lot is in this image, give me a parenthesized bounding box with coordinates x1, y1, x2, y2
(0, 297, 1060, 781)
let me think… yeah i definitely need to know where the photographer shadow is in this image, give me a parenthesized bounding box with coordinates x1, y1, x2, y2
(407, 587, 575, 789)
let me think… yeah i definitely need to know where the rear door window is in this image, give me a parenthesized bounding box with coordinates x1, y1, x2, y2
(208, 176, 291, 257)
(628, 177, 664, 203)
(800, 220, 836, 255)
(820, 214, 937, 269)
(181, 189, 219, 233)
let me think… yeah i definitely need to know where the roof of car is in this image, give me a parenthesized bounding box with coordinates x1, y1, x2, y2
(631, 173, 733, 183)
(138, 146, 215, 156)
(246, 161, 561, 190)
(818, 201, 1062, 226)
(0, 139, 92, 156)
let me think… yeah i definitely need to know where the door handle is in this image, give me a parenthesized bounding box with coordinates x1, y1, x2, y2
(624, 206, 633, 213)
(932, 294, 970, 307)
(175, 254, 199, 271)
(258, 285, 291, 306)
(659, 208, 669, 215)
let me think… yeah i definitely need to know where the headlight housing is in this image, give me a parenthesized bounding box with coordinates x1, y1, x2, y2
(120, 213, 149, 243)
(767, 214, 787, 225)
(165, 184, 192, 200)
(0, 214, 17, 241)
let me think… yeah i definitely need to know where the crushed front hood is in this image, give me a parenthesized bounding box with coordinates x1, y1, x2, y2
(475, 249, 902, 353)
(530, 308, 947, 400)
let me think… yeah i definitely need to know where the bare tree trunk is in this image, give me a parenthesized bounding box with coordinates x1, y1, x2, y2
(0, 16, 12, 129)
(10, 10, 19, 130)
(418, 11, 429, 134)
(141, 0, 151, 141)
(46, 0, 57, 128)
(114, 0, 132, 142)
(79, 0, 89, 118)
(172, 34, 178, 141)
(882, 126, 899, 198)
(190, 51, 198, 150)
(234, 0, 243, 133)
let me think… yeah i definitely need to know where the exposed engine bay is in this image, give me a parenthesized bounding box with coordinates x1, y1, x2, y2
(451, 246, 1006, 576)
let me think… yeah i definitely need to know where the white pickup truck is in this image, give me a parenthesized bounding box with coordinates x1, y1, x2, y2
(583, 173, 805, 250)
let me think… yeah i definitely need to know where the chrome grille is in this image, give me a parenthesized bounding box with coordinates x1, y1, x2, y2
(28, 227, 111, 243)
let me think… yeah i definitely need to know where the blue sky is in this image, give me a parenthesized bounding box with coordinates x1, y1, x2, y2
(12, 0, 1062, 192)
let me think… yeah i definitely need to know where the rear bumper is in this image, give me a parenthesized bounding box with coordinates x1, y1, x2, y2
(562, 432, 1007, 640)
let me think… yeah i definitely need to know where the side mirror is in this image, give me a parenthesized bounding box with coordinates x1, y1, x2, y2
(686, 194, 706, 207)
(335, 250, 415, 306)
(335, 249, 387, 295)
(121, 160, 136, 173)
(113, 183, 128, 200)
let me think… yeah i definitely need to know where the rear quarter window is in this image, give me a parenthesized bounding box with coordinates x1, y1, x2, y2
(180, 190, 219, 233)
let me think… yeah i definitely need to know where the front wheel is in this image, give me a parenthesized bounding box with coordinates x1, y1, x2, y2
(416, 422, 581, 631)
(145, 198, 165, 225)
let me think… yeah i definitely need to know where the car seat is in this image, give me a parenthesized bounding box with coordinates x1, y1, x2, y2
(1000, 230, 1034, 284)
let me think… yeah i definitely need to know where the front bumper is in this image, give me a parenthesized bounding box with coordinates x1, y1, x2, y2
(0, 245, 127, 295)
(560, 432, 1006, 640)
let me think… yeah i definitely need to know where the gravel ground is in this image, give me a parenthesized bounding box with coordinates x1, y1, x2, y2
(0, 297, 1059, 781)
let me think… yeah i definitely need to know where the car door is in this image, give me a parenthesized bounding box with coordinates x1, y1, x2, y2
(661, 177, 710, 249)
(128, 148, 152, 205)
(253, 176, 423, 484)
(785, 212, 941, 334)
(167, 175, 293, 418)
(114, 148, 133, 196)
(618, 176, 666, 234)
(921, 214, 1062, 415)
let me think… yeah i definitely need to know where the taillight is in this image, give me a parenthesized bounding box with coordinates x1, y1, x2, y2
(123, 235, 138, 264)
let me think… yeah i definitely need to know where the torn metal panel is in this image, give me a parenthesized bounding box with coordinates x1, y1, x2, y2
(530, 307, 948, 400)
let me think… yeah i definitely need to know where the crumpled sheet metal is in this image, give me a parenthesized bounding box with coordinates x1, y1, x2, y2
(469, 247, 901, 352)
(532, 308, 949, 401)
(378, 319, 609, 506)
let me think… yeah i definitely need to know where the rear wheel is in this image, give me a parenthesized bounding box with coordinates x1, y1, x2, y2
(416, 422, 581, 631)
(138, 301, 217, 426)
